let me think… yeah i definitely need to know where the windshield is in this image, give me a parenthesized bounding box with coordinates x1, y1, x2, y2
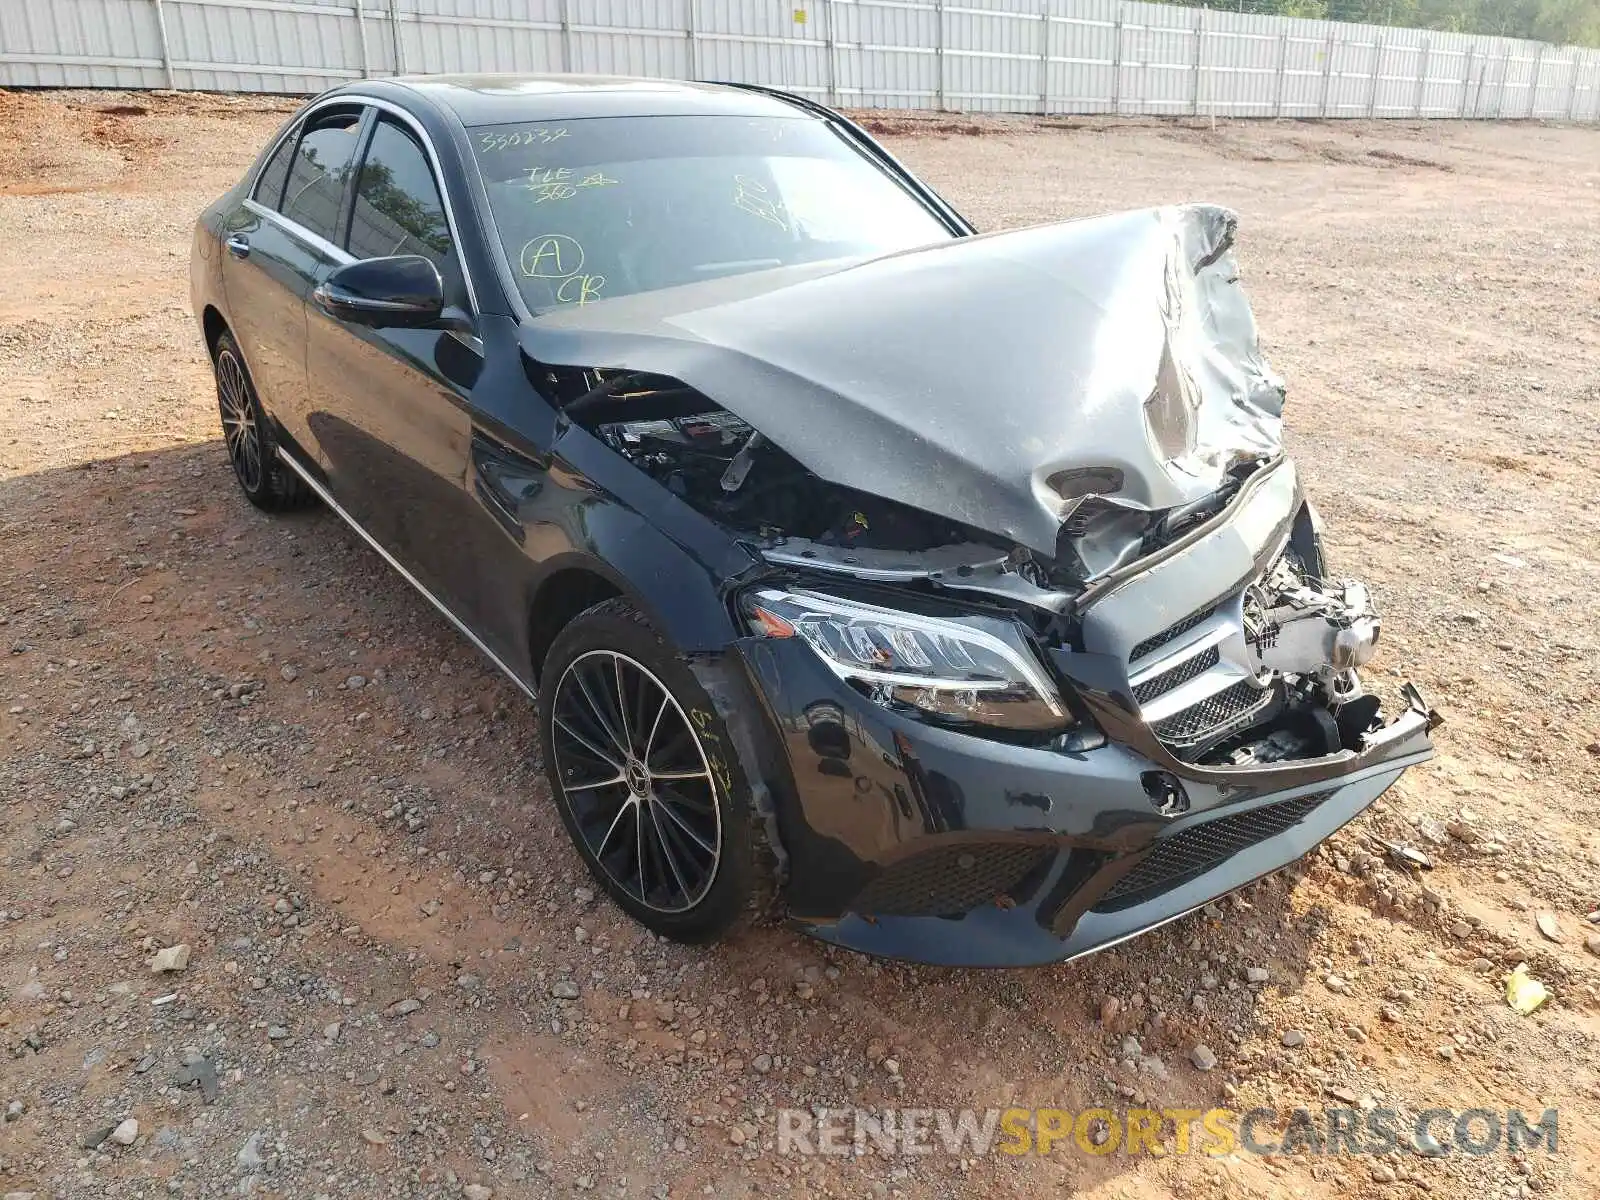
(468, 114, 955, 313)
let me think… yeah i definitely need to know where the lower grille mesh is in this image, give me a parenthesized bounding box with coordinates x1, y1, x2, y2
(1094, 791, 1335, 912)
(1151, 678, 1267, 745)
(850, 844, 1053, 917)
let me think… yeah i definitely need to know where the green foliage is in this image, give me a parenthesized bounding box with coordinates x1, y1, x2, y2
(1167, 0, 1600, 46)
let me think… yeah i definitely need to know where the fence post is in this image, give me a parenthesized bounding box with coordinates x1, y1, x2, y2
(1319, 28, 1335, 118)
(1109, 4, 1123, 117)
(1273, 30, 1288, 119)
(1460, 46, 1472, 116)
(384, 0, 405, 74)
(1495, 45, 1511, 117)
(1038, 1, 1050, 116)
(1527, 45, 1544, 118)
(823, 0, 838, 106)
(559, 0, 573, 72)
(686, 0, 698, 80)
(353, 0, 371, 78)
(1567, 54, 1582, 119)
(934, 0, 945, 112)
(1413, 38, 1428, 117)
(150, 0, 176, 88)
(1190, 7, 1203, 118)
(1368, 37, 1383, 117)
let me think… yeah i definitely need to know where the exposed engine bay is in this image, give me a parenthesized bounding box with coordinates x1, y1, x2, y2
(562, 370, 1267, 596)
(593, 407, 984, 553)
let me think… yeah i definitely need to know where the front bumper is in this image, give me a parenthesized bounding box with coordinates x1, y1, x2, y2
(736, 635, 1433, 967)
(732, 456, 1437, 967)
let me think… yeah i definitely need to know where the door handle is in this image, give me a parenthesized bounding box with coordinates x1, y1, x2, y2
(225, 234, 251, 259)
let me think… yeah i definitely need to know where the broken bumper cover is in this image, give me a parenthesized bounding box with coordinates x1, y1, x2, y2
(736, 634, 1436, 967)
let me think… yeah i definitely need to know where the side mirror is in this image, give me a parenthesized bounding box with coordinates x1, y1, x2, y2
(312, 255, 445, 329)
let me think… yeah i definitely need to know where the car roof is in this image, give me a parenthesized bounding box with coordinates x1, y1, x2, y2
(369, 73, 817, 125)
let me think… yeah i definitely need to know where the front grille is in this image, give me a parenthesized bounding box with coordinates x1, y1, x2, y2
(1151, 678, 1267, 746)
(849, 844, 1053, 917)
(1094, 790, 1335, 912)
(1133, 646, 1220, 705)
(1130, 606, 1215, 663)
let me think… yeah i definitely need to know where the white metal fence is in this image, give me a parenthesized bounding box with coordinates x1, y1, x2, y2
(3, 0, 1599, 120)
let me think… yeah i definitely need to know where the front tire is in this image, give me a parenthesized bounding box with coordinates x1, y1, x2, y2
(539, 598, 758, 943)
(213, 330, 312, 512)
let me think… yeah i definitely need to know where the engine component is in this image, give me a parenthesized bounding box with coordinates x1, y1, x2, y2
(1244, 556, 1380, 682)
(593, 407, 1000, 554)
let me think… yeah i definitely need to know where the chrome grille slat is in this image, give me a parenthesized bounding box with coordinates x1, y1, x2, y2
(1127, 620, 1232, 688)
(1129, 606, 1214, 663)
(1123, 594, 1275, 750)
(1132, 645, 1219, 705)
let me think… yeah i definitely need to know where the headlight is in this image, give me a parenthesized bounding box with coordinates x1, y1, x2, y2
(742, 588, 1071, 731)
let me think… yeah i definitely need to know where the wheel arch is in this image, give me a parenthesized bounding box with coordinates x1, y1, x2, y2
(526, 565, 626, 686)
(201, 305, 230, 357)
(523, 511, 747, 688)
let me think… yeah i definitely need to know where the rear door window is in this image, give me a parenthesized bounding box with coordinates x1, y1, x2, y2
(280, 108, 366, 245)
(252, 124, 298, 210)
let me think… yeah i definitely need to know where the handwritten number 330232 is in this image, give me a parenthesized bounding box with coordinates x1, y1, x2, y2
(478, 128, 569, 152)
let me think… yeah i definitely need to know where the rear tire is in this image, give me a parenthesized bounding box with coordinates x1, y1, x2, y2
(213, 330, 313, 512)
(539, 598, 759, 943)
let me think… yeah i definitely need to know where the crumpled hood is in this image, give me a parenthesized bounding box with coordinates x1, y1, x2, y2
(521, 203, 1284, 557)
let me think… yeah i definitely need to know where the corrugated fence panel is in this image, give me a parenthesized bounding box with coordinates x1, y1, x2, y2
(400, 1, 561, 75)
(0, 0, 166, 88)
(167, 0, 362, 94)
(944, 0, 1047, 113)
(836, 0, 938, 109)
(1052, 0, 1117, 114)
(1579, 49, 1600, 119)
(570, 0, 691, 79)
(1198, 11, 1283, 116)
(2, 0, 1596, 121)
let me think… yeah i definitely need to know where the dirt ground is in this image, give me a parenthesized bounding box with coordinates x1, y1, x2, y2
(2, 87, 1599, 1200)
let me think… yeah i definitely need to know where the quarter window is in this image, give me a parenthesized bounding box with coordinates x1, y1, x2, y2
(280, 110, 365, 245)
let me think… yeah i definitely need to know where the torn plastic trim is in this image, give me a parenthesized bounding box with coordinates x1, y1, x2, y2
(687, 654, 791, 892)
(1178, 681, 1440, 786)
(1076, 453, 1297, 617)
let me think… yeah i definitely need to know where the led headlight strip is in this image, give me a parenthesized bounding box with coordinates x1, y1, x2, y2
(743, 587, 1069, 730)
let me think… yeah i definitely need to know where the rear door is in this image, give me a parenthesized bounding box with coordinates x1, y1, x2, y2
(221, 103, 369, 457)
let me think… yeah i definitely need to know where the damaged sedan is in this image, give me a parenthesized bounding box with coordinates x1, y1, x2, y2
(190, 74, 1438, 967)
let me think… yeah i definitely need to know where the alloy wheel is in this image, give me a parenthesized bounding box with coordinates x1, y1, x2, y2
(216, 349, 262, 492)
(550, 650, 723, 913)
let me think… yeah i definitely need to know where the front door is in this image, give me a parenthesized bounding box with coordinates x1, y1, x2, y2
(302, 114, 512, 656)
